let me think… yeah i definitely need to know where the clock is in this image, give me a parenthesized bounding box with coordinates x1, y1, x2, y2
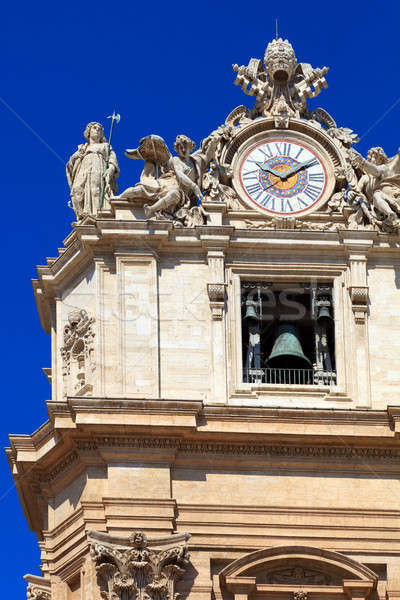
(235, 134, 334, 217)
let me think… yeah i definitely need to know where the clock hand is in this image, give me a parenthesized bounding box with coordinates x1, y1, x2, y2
(264, 175, 281, 189)
(255, 161, 283, 178)
(279, 158, 316, 179)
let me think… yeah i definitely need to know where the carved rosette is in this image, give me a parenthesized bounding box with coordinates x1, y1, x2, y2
(60, 309, 95, 397)
(89, 530, 190, 600)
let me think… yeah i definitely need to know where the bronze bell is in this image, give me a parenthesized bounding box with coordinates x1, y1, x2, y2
(243, 302, 260, 322)
(266, 322, 312, 369)
(317, 305, 332, 323)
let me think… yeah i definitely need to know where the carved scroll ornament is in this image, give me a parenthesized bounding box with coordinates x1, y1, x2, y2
(27, 584, 51, 600)
(90, 530, 190, 600)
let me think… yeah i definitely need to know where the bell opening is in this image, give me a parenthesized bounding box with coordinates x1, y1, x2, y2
(241, 282, 336, 384)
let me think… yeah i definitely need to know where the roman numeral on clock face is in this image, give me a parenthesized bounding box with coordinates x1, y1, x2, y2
(259, 194, 275, 209)
(245, 182, 262, 194)
(309, 172, 324, 183)
(242, 169, 259, 180)
(259, 145, 273, 159)
(303, 183, 322, 201)
(245, 181, 264, 201)
(281, 198, 294, 212)
(296, 197, 309, 208)
(274, 142, 291, 156)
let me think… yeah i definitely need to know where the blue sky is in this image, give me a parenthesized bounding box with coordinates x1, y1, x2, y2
(1, 0, 399, 594)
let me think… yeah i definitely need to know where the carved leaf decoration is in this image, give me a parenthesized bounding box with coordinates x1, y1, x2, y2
(162, 565, 185, 582)
(113, 572, 136, 592)
(145, 581, 169, 600)
(90, 534, 190, 600)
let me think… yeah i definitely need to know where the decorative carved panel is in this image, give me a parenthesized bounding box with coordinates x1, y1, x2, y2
(267, 567, 331, 585)
(60, 309, 95, 397)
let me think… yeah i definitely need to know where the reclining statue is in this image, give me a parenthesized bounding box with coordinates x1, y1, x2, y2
(118, 134, 216, 224)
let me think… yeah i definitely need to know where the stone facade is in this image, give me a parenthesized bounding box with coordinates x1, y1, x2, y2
(7, 37, 400, 600)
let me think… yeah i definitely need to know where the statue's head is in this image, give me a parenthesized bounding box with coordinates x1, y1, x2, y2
(84, 122, 106, 143)
(264, 38, 297, 83)
(174, 135, 196, 159)
(367, 146, 388, 165)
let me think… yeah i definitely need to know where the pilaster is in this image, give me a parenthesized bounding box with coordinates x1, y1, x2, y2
(340, 231, 376, 408)
(205, 244, 228, 403)
(115, 250, 160, 398)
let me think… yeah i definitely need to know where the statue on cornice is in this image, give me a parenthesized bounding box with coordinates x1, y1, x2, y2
(202, 159, 240, 208)
(172, 133, 217, 200)
(66, 121, 119, 219)
(350, 147, 400, 231)
(119, 133, 216, 226)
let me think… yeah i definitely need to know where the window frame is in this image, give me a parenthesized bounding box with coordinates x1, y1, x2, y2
(226, 263, 351, 402)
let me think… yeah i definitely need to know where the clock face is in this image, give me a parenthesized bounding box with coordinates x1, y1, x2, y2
(239, 138, 327, 216)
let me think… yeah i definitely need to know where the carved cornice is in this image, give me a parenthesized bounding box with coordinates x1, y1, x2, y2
(75, 436, 400, 460)
(39, 450, 79, 483)
(32, 219, 398, 333)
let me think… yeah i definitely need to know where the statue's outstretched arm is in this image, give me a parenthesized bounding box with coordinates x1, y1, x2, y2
(361, 159, 386, 178)
(350, 149, 387, 178)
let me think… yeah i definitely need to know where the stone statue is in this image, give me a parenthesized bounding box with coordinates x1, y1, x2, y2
(172, 134, 217, 201)
(202, 159, 240, 209)
(350, 146, 400, 230)
(66, 122, 119, 219)
(232, 38, 329, 126)
(119, 134, 216, 226)
(119, 135, 195, 215)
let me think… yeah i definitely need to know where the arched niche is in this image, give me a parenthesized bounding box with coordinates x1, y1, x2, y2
(218, 546, 377, 600)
